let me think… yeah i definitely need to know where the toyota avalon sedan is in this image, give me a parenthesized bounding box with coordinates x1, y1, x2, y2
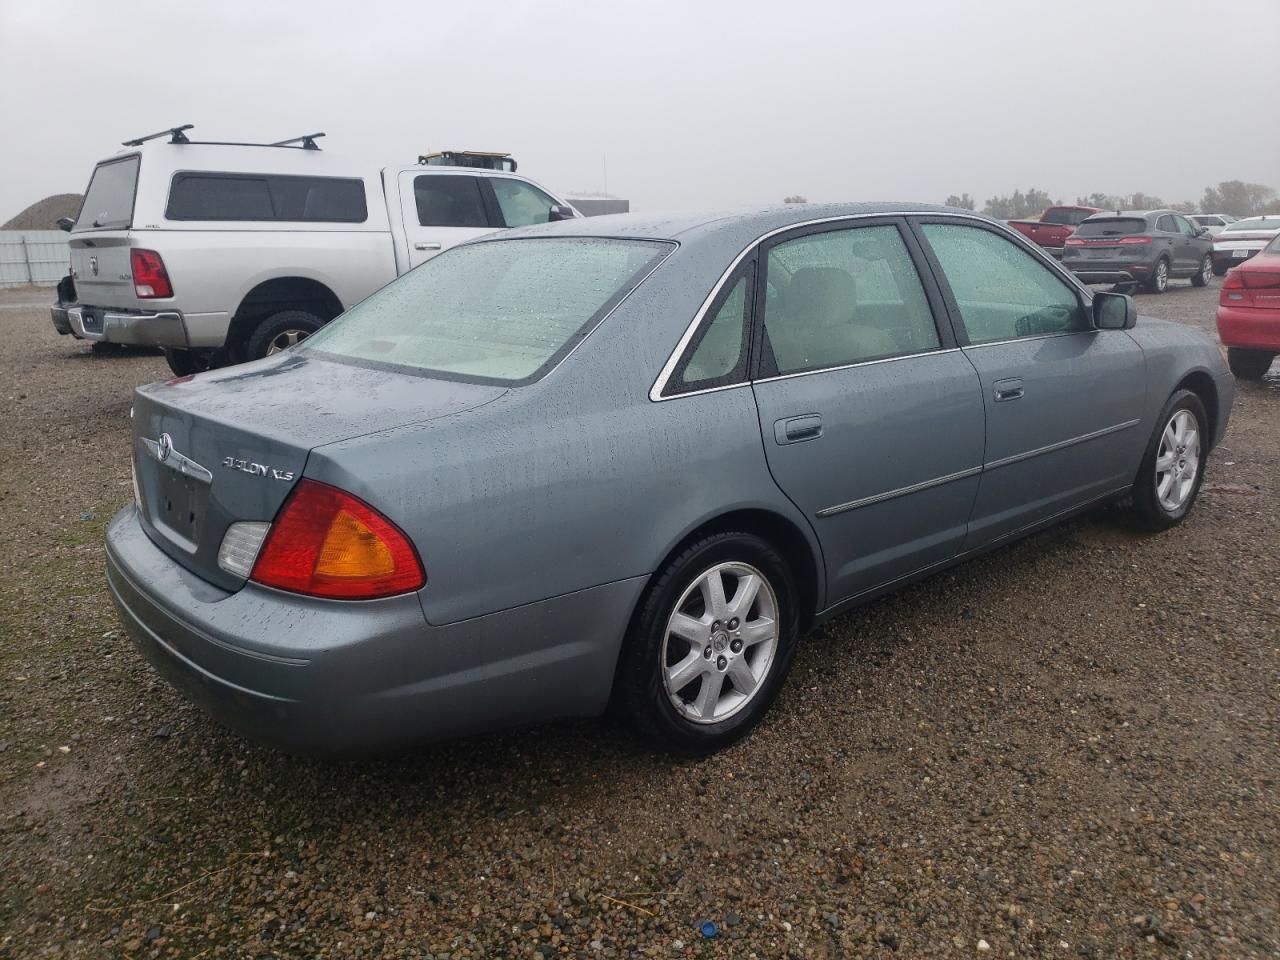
(107, 203, 1234, 755)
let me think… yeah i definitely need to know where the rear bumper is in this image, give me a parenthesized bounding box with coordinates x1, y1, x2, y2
(59, 302, 191, 347)
(105, 504, 643, 754)
(1216, 304, 1280, 351)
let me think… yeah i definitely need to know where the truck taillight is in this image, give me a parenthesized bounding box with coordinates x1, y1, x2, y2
(250, 480, 425, 600)
(130, 249, 173, 299)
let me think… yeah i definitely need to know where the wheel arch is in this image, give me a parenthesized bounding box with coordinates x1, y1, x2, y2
(1174, 369, 1220, 450)
(227, 275, 345, 355)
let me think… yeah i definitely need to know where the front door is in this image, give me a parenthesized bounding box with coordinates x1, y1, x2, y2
(397, 172, 497, 268)
(916, 220, 1147, 548)
(750, 220, 986, 605)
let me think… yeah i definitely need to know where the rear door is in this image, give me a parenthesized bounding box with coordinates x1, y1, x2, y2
(915, 219, 1146, 548)
(396, 171, 496, 268)
(69, 154, 141, 308)
(1155, 214, 1189, 272)
(749, 219, 986, 604)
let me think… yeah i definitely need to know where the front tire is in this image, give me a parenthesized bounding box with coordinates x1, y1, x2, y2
(243, 310, 324, 362)
(1143, 258, 1170, 294)
(1191, 254, 1212, 287)
(1129, 390, 1208, 531)
(1227, 347, 1275, 381)
(616, 532, 800, 754)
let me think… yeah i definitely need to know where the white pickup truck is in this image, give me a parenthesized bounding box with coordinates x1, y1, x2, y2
(51, 127, 580, 374)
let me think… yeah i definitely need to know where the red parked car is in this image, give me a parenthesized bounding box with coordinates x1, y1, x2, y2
(1217, 235, 1280, 380)
(1007, 205, 1102, 258)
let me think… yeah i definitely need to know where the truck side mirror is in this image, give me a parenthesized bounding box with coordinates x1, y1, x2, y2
(1093, 291, 1136, 330)
(548, 205, 577, 222)
(56, 217, 74, 232)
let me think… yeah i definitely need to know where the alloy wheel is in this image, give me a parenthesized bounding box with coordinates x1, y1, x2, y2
(266, 329, 310, 356)
(1201, 257, 1212, 284)
(1154, 260, 1168, 292)
(1155, 409, 1200, 512)
(661, 561, 779, 724)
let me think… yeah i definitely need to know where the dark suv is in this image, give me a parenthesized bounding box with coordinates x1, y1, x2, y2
(1062, 210, 1214, 293)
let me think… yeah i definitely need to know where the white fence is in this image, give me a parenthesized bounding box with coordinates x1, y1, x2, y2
(0, 231, 69, 287)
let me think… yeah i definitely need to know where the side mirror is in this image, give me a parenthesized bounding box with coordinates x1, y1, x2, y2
(56, 217, 74, 232)
(1195, 226, 1209, 237)
(548, 204, 577, 223)
(1093, 291, 1136, 330)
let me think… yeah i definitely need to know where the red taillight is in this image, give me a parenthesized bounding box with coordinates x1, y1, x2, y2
(130, 248, 173, 299)
(1064, 238, 1085, 246)
(1117, 236, 1152, 245)
(1222, 270, 1244, 290)
(1240, 271, 1280, 290)
(251, 479, 425, 600)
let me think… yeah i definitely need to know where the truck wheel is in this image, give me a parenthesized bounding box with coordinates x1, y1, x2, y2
(1142, 258, 1169, 294)
(163, 348, 214, 376)
(1190, 255, 1212, 288)
(1227, 348, 1275, 381)
(244, 310, 324, 362)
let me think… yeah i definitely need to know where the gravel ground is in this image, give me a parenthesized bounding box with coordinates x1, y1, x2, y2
(1, 279, 1276, 959)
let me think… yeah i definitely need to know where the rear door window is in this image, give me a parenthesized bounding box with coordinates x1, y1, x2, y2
(762, 224, 940, 375)
(166, 173, 367, 222)
(74, 156, 140, 231)
(489, 178, 557, 227)
(1156, 215, 1177, 232)
(921, 222, 1088, 344)
(413, 175, 490, 228)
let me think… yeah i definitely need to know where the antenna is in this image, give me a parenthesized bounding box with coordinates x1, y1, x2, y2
(270, 133, 325, 150)
(122, 124, 194, 147)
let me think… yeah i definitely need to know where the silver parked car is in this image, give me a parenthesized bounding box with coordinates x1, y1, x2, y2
(106, 203, 1234, 755)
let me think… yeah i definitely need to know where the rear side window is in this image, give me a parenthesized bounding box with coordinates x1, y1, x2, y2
(74, 156, 140, 231)
(922, 223, 1087, 344)
(166, 173, 367, 222)
(413, 175, 488, 228)
(670, 271, 753, 394)
(490, 178, 557, 227)
(1075, 218, 1148, 238)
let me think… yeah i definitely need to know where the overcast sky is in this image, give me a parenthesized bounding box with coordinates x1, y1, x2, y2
(2, 0, 1277, 221)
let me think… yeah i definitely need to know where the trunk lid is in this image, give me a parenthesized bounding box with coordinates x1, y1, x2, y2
(131, 351, 505, 590)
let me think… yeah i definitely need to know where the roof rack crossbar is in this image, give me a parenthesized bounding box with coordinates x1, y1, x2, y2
(271, 133, 325, 150)
(122, 124, 194, 147)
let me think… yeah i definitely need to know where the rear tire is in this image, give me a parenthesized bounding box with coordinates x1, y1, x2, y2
(616, 531, 800, 755)
(1129, 389, 1208, 531)
(1142, 258, 1170, 294)
(243, 310, 324, 362)
(1227, 347, 1275, 381)
(1191, 254, 1212, 287)
(163, 348, 214, 376)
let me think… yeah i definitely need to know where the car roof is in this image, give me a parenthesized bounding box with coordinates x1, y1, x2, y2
(506, 201, 980, 245)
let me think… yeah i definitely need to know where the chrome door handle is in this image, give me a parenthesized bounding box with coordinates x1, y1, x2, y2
(414, 241, 442, 251)
(994, 378, 1024, 402)
(774, 414, 823, 444)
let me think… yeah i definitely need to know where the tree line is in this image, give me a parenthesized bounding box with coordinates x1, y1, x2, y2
(943, 181, 1280, 220)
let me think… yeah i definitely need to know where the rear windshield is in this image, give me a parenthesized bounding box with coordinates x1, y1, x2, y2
(1040, 208, 1092, 226)
(74, 156, 140, 231)
(166, 173, 367, 222)
(1224, 217, 1280, 232)
(1075, 217, 1147, 238)
(302, 238, 672, 384)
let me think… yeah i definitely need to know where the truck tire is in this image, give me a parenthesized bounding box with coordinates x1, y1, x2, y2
(163, 348, 215, 376)
(243, 310, 324, 362)
(1142, 257, 1170, 294)
(1226, 348, 1275, 381)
